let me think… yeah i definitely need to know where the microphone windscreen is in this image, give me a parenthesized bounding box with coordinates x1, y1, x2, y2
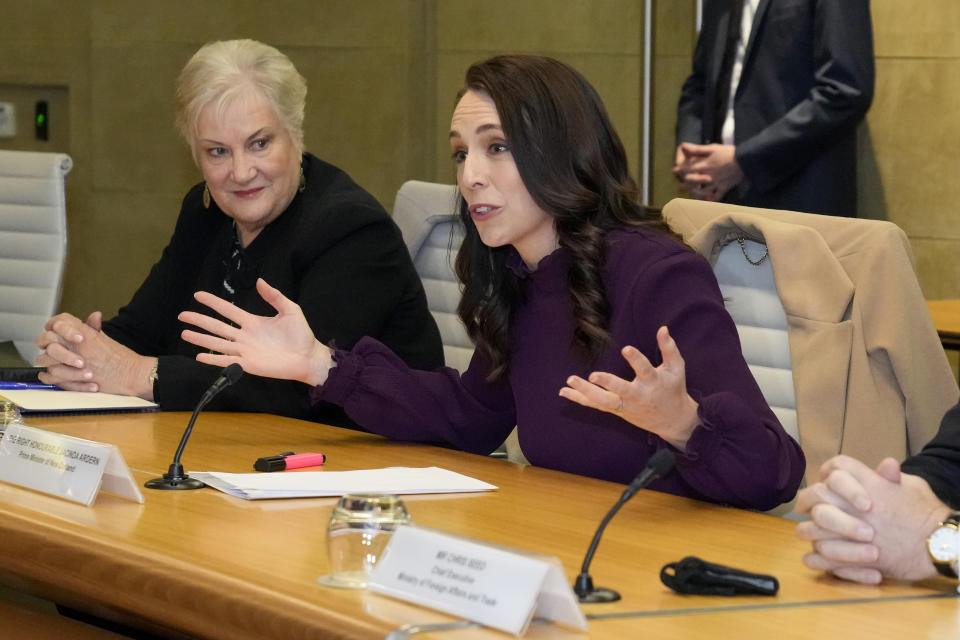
(223, 363, 243, 385)
(647, 448, 676, 476)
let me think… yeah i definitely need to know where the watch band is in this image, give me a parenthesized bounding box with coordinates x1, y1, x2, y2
(931, 512, 960, 578)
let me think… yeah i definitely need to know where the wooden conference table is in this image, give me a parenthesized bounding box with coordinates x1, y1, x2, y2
(927, 299, 960, 351)
(0, 411, 956, 639)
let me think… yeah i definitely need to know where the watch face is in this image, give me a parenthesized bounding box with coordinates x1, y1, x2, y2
(929, 526, 959, 563)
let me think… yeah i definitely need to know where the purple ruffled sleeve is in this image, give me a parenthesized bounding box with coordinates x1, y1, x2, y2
(311, 337, 516, 455)
(628, 246, 805, 510)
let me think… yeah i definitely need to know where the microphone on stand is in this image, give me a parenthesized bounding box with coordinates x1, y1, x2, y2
(573, 448, 676, 603)
(144, 364, 243, 491)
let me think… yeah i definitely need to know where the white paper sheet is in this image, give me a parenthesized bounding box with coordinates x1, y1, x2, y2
(190, 466, 497, 500)
(0, 389, 158, 413)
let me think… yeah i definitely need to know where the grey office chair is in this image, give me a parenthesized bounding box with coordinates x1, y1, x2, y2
(392, 180, 472, 372)
(0, 150, 72, 365)
(392, 180, 526, 462)
(712, 236, 798, 445)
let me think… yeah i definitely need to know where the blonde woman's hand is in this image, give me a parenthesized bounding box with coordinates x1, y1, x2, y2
(179, 278, 333, 386)
(36, 311, 156, 399)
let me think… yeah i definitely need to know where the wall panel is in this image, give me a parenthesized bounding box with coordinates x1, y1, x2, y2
(0, 0, 955, 325)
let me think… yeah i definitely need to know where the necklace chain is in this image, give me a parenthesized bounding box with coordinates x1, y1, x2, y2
(737, 235, 769, 267)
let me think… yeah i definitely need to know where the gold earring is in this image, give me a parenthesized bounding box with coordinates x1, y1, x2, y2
(298, 166, 305, 193)
(202, 183, 211, 208)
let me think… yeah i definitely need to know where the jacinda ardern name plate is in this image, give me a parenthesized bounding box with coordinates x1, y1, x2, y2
(0, 423, 143, 506)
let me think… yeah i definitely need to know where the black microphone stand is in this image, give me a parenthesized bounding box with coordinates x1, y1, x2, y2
(573, 448, 675, 602)
(145, 364, 243, 490)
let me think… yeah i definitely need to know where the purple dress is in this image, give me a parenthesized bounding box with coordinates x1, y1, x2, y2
(312, 226, 805, 510)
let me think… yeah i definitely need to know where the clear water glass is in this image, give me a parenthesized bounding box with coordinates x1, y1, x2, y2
(316, 494, 410, 589)
(0, 399, 23, 440)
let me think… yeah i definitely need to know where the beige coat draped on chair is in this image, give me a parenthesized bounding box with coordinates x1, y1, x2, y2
(663, 198, 959, 483)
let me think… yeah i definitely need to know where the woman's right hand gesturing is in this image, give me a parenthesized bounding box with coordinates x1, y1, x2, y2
(179, 278, 334, 387)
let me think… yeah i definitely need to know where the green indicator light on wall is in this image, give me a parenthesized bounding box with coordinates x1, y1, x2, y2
(35, 100, 49, 141)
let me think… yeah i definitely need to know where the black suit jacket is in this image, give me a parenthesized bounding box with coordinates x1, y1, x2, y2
(102, 153, 444, 426)
(676, 0, 874, 216)
(903, 403, 960, 510)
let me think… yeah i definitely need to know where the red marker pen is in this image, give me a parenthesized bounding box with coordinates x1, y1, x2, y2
(254, 452, 326, 472)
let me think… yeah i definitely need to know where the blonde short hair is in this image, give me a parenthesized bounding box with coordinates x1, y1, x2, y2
(175, 39, 306, 156)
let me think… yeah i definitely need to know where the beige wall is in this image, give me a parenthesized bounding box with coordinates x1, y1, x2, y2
(0, 0, 956, 322)
(0, 0, 437, 317)
(866, 1, 960, 299)
(651, 1, 696, 209)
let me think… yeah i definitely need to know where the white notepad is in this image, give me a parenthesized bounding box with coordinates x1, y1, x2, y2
(191, 467, 497, 500)
(0, 389, 158, 413)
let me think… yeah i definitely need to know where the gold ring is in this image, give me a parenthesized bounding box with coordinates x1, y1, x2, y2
(616, 397, 624, 411)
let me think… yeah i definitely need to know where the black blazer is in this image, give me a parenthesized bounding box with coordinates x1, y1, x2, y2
(903, 403, 960, 510)
(676, 0, 874, 216)
(103, 153, 444, 426)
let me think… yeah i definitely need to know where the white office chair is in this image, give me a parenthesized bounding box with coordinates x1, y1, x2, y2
(392, 180, 527, 462)
(712, 235, 802, 518)
(713, 237, 799, 445)
(392, 180, 472, 372)
(0, 150, 72, 364)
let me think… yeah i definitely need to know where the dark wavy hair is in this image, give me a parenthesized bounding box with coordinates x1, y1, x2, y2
(454, 55, 684, 380)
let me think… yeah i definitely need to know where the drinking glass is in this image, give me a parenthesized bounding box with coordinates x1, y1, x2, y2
(317, 494, 410, 589)
(0, 399, 23, 440)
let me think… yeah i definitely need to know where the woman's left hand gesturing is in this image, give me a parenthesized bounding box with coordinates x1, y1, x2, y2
(558, 325, 700, 451)
(179, 278, 334, 387)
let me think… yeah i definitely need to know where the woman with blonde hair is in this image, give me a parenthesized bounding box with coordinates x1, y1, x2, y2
(36, 39, 442, 425)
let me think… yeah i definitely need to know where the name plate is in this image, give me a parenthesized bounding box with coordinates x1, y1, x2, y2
(0, 423, 143, 506)
(368, 524, 587, 635)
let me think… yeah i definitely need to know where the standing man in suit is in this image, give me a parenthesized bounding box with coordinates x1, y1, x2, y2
(674, 0, 874, 217)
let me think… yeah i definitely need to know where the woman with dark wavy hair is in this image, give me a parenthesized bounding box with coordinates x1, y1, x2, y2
(179, 55, 804, 511)
(453, 55, 682, 381)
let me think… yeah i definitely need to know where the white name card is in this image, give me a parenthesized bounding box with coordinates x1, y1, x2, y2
(0, 423, 143, 506)
(368, 524, 587, 635)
